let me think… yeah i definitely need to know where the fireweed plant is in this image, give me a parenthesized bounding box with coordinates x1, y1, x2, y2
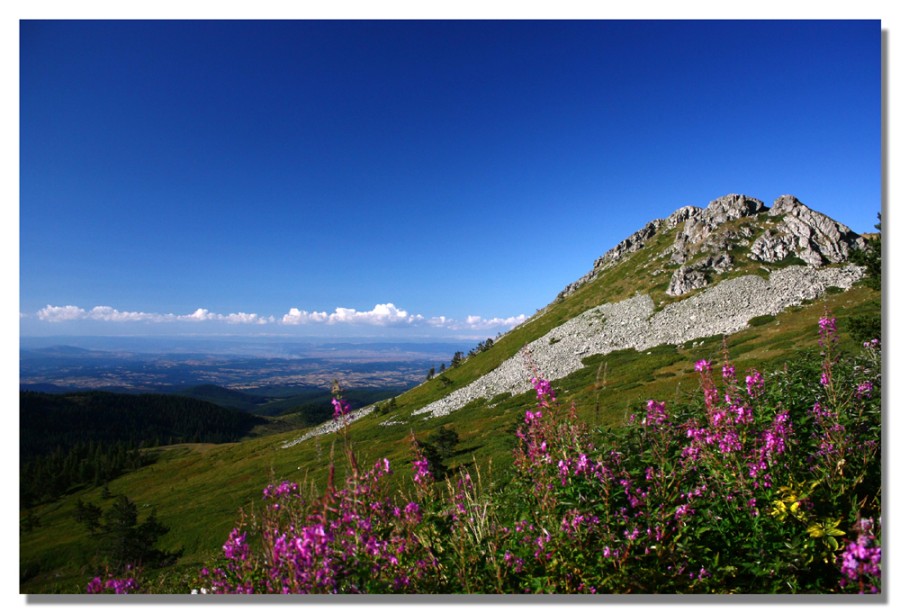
(93, 315, 881, 594)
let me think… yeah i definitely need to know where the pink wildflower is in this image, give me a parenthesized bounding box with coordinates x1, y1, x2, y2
(531, 377, 556, 405)
(332, 397, 351, 420)
(745, 370, 764, 398)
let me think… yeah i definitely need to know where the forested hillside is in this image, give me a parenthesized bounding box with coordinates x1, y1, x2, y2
(20, 391, 266, 506)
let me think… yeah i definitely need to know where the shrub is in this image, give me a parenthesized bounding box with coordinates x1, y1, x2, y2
(748, 314, 776, 327)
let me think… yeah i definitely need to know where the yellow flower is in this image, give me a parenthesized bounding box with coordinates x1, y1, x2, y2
(807, 517, 845, 540)
(769, 500, 789, 521)
(769, 482, 812, 522)
(807, 518, 846, 558)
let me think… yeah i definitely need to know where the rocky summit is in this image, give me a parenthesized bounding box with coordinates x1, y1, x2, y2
(559, 193, 865, 301)
(410, 194, 867, 421)
(283, 193, 870, 445)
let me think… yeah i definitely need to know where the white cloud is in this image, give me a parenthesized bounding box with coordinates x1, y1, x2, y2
(282, 303, 425, 326)
(35, 304, 273, 326)
(38, 305, 175, 323)
(37, 305, 87, 322)
(221, 312, 275, 325)
(32, 303, 527, 333)
(182, 308, 213, 321)
(328, 303, 423, 326)
(88, 306, 165, 322)
(175, 309, 272, 325)
(282, 307, 329, 325)
(462, 314, 527, 329)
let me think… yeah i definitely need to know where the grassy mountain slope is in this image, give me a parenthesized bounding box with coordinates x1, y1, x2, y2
(20, 198, 881, 593)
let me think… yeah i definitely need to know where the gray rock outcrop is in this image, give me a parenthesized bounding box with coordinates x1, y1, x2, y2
(559, 193, 865, 303)
(667, 252, 734, 296)
(749, 195, 865, 266)
(668, 194, 767, 265)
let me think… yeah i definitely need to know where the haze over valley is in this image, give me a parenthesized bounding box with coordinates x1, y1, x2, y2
(20, 336, 463, 397)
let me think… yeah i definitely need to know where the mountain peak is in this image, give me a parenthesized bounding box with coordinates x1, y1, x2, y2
(286, 192, 874, 439)
(704, 193, 768, 224)
(558, 193, 865, 301)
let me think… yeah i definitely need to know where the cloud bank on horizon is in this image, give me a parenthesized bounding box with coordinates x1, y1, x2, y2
(30, 303, 527, 333)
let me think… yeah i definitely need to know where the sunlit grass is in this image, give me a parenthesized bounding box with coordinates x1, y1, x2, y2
(20, 251, 879, 593)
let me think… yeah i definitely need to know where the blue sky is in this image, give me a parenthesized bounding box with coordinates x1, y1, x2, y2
(18, 19, 882, 339)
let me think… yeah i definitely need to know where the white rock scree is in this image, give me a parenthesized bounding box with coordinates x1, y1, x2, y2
(410, 264, 862, 420)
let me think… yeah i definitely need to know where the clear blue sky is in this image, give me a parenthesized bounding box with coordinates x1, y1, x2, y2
(19, 19, 882, 339)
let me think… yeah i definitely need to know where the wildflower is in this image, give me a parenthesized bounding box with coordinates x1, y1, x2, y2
(223, 529, 250, 561)
(332, 397, 351, 420)
(717, 430, 741, 454)
(644, 399, 668, 426)
(412, 456, 431, 485)
(689, 567, 710, 581)
(264, 480, 300, 499)
(531, 377, 556, 405)
(729, 401, 753, 424)
(574, 453, 590, 476)
(856, 381, 874, 399)
(818, 313, 839, 347)
(760, 411, 791, 457)
(722, 363, 736, 380)
(863, 338, 880, 350)
(704, 387, 719, 408)
(745, 370, 764, 398)
(694, 359, 711, 373)
(403, 501, 421, 522)
(87, 575, 140, 594)
(840, 517, 881, 592)
(811, 402, 831, 420)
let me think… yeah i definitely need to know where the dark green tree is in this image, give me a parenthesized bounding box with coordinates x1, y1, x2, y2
(477, 338, 494, 353)
(847, 213, 882, 342)
(419, 426, 460, 481)
(376, 397, 398, 416)
(850, 213, 881, 290)
(92, 495, 181, 572)
(73, 498, 102, 534)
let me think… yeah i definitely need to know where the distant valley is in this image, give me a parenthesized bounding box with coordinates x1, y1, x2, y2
(19, 337, 463, 400)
